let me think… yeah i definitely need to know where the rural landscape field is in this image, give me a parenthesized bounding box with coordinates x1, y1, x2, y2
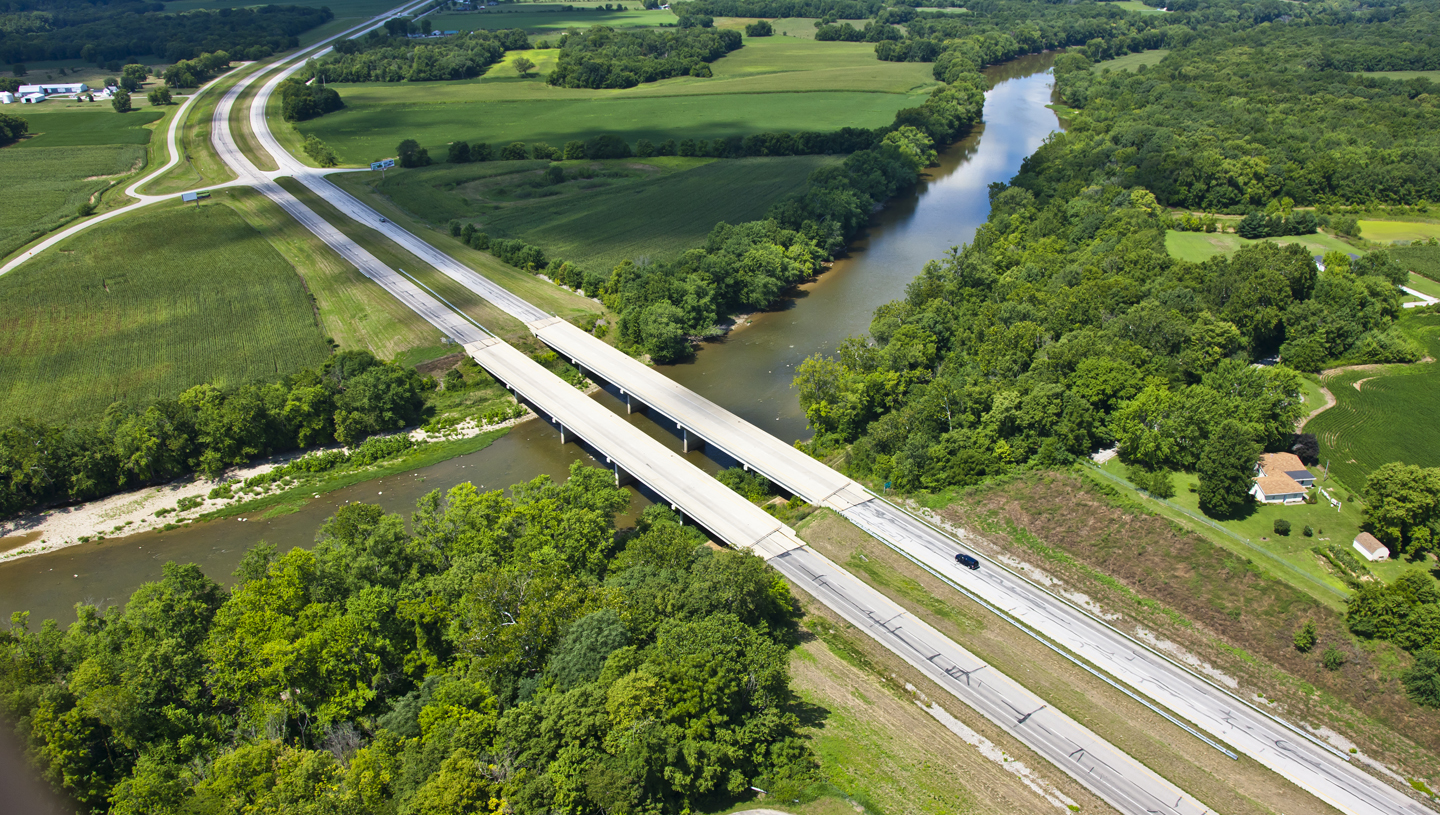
(4, 0, 1440, 813)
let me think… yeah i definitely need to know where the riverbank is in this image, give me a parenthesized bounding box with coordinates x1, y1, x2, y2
(0, 412, 529, 564)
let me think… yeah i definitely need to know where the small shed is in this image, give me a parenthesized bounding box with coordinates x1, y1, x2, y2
(0, 92, 13, 104)
(1353, 532, 1390, 563)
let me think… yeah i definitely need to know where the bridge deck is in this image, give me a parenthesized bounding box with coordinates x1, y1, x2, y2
(530, 317, 872, 511)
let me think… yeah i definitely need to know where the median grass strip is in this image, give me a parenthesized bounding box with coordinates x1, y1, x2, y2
(0, 197, 331, 424)
(272, 176, 533, 344)
(230, 74, 279, 173)
(140, 65, 261, 195)
(220, 185, 444, 359)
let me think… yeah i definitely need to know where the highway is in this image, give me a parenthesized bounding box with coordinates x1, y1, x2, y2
(188, 15, 1232, 814)
(197, 7, 1427, 814)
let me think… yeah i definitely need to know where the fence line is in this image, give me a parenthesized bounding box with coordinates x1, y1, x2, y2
(1085, 465, 1348, 601)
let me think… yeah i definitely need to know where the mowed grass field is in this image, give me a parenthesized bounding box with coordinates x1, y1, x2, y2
(1164, 228, 1356, 262)
(429, 4, 675, 33)
(1093, 48, 1169, 72)
(298, 38, 936, 165)
(0, 198, 332, 425)
(1357, 218, 1440, 244)
(391, 154, 834, 270)
(1307, 312, 1440, 492)
(0, 110, 164, 259)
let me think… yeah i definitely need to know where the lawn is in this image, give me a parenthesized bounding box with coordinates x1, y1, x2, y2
(1108, 0, 1170, 12)
(1407, 272, 1440, 299)
(428, 5, 676, 34)
(1092, 48, 1170, 72)
(1307, 312, 1440, 493)
(344, 154, 836, 271)
(1361, 70, 1440, 82)
(0, 198, 332, 425)
(1095, 456, 1376, 605)
(1357, 219, 1440, 244)
(1164, 228, 1356, 263)
(297, 38, 934, 165)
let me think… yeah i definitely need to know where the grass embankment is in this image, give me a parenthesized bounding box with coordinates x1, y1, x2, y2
(222, 185, 445, 358)
(230, 74, 279, 172)
(1307, 312, 1440, 490)
(0, 196, 331, 424)
(273, 176, 593, 353)
(429, 4, 675, 34)
(339, 154, 836, 272)
(296, 38, 935, 165)
(1093, 455, 1376, 603)
(0, 109, 161, 258)
(142, 65, 261, 195)
(1164, 228, 1357, 263)
(792, 508, 1339, 815)
(935, 471, 1440, 786)
(312, 172, 605, 326)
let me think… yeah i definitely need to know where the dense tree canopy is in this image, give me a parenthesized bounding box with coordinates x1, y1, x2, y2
(0, 466, 814, 813)
(0, 0, 329, 66)
(317, 28, 529, 83)
(547, 26, 743, 89)
(0, 351, 432, 519)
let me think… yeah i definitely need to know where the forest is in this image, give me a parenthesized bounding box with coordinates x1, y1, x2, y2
(545, 26, 744, 89)
(0, 351, 432, 519)
(781, 0, 1437, 503)
(315, 28, 531, 83)
(0, 468, 815, 814)
(0, 0, 331, 65)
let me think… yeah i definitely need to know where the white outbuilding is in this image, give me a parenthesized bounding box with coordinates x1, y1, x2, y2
(0, 91, 13, 104)
(18, 82, 88, 95)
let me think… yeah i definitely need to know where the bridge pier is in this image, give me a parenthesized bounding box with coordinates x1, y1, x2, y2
(613, 462, 634, 487)
(682, 427, 704, 454)
(623, 391, 645, 415)
(558, 423, 568, 445)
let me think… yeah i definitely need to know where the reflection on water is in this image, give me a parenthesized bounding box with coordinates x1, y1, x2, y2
(656, 53, 1062, 442)
(0, 53, 1061, 625)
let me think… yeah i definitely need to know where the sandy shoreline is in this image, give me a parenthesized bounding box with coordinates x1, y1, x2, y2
(0, 412, 530, 565)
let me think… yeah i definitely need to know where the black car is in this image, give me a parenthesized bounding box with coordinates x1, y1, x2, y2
(954, 552, 980, 570)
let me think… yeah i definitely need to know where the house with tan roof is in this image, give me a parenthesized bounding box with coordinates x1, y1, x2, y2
(1250, 452, 1315, 504)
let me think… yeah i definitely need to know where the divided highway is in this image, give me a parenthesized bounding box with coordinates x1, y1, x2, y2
(206, 10, 1426, 815)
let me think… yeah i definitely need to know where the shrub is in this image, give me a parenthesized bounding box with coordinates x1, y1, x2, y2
(176, 495, 204, 511)
(1302, 525, 1314, 537)
(1322, 646, 1347, 671)
(1293, 621, 1318, 653)
(1274, 519, 1292, 536)
(745, 19, 774, 36)
(1403, 648, 1440, 707)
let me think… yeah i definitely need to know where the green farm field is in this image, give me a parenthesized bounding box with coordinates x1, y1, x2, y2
(1307, 312, 1440, 493)
(1093, 48, 1169, 72)
(0, 198, 332, 425)
(298, 38, 935, 164)
(0, 108, 168, 259)
(341, 154, 837, 271)
(1393, 244, 1440, 281)
(1164, 228, 1356, 263)
(428, 5, 675, 33)
(1361, 70, 1440, 82)
(1357, 219, 1440, 244)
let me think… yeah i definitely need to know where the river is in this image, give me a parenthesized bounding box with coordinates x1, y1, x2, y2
(0, 53, 1061, 625)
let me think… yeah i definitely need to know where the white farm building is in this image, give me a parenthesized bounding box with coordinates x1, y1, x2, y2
(18, 82, 89, 95)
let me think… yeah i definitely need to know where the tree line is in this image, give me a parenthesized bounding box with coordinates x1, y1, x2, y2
(1346, 568, 1440, 707)
(0, 1, 331, 66)
(0, 111, 27, 146)
(0, 351, 432, 520)
(790, 184, 1408, 499)
(0, 466, 817, 813)
(546, 25, 743, 89)
(1036, 16, 1440, 210)
(316, 27, 530, 83)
